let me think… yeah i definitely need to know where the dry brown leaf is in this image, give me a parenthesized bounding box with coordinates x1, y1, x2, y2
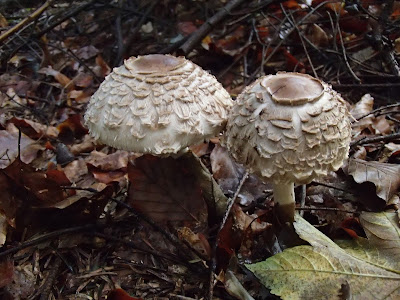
(0, 13, 8, 27)
(94, 55, 111, 78)
(348, 158, 400, 201)
(210, 145, 269, 205)
(8, 117, 59, 139)
(38, 67, 75, 91)
(350, 94, 391, 135)
(128, 155, 208, 223)
(177, 227, 211, 259)
(232, 204, 269, 234)
(63, 159, 88, 183)
(4, 159, 70, 207)
(350, 94, 374, 133)
(0, 260, 14, 288)
(86, 150, 129, 171)
(70, 134, 95, 155)
(0, 212, 7, 246)
(0, 123, 44, 168)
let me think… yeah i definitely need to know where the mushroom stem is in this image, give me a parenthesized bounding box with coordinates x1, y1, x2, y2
(272, 182, 295, 224)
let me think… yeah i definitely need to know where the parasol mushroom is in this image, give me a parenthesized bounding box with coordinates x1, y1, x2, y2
(84, 54, 233, 156)
(223, 72, 352, 223)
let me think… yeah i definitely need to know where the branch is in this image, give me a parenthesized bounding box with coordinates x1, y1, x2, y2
(350, 132, 400, 147)
(180, 0, 246, 54)
(0, 0, 53, 44)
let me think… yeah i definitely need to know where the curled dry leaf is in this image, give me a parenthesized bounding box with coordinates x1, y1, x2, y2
(38, 67, 75, 91)
(351, 94, 391, 135)
(177, 227, 211, 259)
(351, 94, 374, 132)
(348, 158, 400, 202)
(223, 270, 255, 300)
(210, 145, 269, 206)
(0, 123, 44, 169)
(232, 204, 269, 234)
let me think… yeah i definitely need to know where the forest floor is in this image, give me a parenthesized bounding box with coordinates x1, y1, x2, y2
(0, 1, 400, 299)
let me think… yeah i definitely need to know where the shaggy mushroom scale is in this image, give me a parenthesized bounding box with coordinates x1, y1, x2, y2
(223, 72, 351, 223)
(85, 54, 233, 155)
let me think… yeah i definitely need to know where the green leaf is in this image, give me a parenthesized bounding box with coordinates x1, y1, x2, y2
(246, 213, 400, 300)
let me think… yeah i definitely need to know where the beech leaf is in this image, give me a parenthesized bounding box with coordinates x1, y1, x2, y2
(128, 152, 227, 223)
(348, 158, 400, 201)
(246, 213, 400, 300)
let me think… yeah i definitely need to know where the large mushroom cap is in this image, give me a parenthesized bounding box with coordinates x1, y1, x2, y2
(85, 54, 233, 155)
(223, 72, 351, 184)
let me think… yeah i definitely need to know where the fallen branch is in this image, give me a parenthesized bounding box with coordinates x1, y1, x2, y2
(350, 132, 400, 147)
(180, 0, 246, 54)
(0, 0, 53, 44)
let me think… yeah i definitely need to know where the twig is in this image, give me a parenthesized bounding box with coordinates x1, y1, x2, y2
(332, 82, 400, 88)
(39, 256, 62, 300)
(208, 171, 249, 300)
(350, 132, 400, 147)
(311, 181, 355, 195)
(354, 103, 400, 121)
(0, 224, 98, 258)
(283, 6, 317, 77)
(93, 232, 188, 267)
(296, 207, 356, 214)
(115, 0, 158, 66)
(0, 0, 53, 43)
(109, 198, 202, 264)
(34, 0, 96, 38)
(337, 21, 361, 82)
(181, 0, 247, 54)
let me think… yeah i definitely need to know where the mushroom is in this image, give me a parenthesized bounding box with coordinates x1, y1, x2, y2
(84, 54, 233, 156)
(223, 72, 351, 223)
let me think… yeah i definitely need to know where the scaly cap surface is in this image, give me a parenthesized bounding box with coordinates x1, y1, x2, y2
(223, 72, 351, 184)
(85, 54, 233, 155)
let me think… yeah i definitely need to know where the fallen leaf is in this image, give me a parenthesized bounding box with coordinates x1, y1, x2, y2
(177, 227, 211, 259)
(348, 158, 400, 202)
(210, 145, 269, 205)
(0, 212, 7, 246)
(38, 67, 75, 91)
(107, 288, 143, 300)
(0, 260, 14, 288)
(94, 55, 111, 78)
(177, 21, 197, 36)
(0, 123, 44, 169)
(128, 154, 208, 223)
(63, 159, 88, 183)
(57, 114, 88, 144)
(5, 263, 36, 298)
(86, 150, 129, 171)
(247, 213, 400, 300)
(3, 159, 69, 207)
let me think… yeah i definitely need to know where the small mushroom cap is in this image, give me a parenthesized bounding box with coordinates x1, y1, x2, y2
(84, 54, 233, 155)
(223, 72, 351, 184)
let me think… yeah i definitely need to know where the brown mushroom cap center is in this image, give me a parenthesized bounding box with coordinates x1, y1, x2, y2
(125, 54, 184, 74)
(261, 74, 324, 105)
